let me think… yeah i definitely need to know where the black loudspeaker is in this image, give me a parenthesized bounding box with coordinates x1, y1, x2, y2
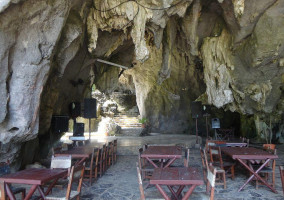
(69, 102, 81, 118)
(51, 115, 69, 133)
(73, 123, 84, 136)
(191, 101, 202, 118)
(83, 98, 97, 118)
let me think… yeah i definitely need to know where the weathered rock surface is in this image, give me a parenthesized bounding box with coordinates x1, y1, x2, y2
(0, 0, 284, 166)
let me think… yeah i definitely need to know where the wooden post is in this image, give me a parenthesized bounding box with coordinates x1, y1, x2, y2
(89, 118, 91, 140)
(196, 118, 198, 144)
(205, 115, 209, 138)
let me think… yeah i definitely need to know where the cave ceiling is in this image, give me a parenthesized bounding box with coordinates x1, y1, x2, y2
(0, 0, 283, 164)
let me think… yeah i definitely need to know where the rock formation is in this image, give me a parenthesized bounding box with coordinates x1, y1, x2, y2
(0, 0, 283, 167)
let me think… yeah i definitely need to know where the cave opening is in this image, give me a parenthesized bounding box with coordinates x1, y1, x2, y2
(1, 3, 284, 199)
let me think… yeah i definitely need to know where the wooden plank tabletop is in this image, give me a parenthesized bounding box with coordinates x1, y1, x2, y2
(141, 146, 182, 158)
(54, 146, 95, 158)
(221, 147, 278, 160)
(0, 168, 66, 185)
(150, 167, 204, 185)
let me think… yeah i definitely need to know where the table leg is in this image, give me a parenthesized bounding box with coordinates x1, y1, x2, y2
(37, 185, 45, 198)
(45, 177, 60, 195)
(182, 185, 197, 200)
(237, 158, 277, 193)
(163, 158, 177, 168)
(167, 186, 179, 200)
(5, 184, 16, 200)
(24, 185, 38, 200)
(75, 157, 87, 167)
(145, 157, 159, 168)
(155, 184, 170, 200)
(176, 185, 185, 197)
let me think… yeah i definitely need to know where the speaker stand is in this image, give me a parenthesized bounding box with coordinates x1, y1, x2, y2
(214, 128, 222, 140)
(204, 113, 210, 139)
(72, 118, 76, 135)
(194, 117, 200, 148)
(88, 118, 91, 140)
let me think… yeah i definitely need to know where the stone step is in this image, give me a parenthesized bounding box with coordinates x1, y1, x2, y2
(115, 121, 140, 123)
(119, 125, 142, 128)
(114, 121, 140, 124)
(114, 116, 139, 119)
(114, 119, 139, 122)
(114, 113, 139, 116)
(116, 135, 202, 155)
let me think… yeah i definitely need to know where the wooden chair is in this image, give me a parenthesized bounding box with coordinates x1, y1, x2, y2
(0, 180, 6, 200)
(205, 139, 225, 153)
(171, 148, 190, 167)
(136, 162, 163, 200)
(113, 139, 118, 164)
(200, 147, 226, 189)
(138, 148, 154, 180)
(105, 144, 109, 170)
(183, 148, 190, 167)
(216, 128, 234, 141)
(97, 145, 106, 177)
(45, 163, 85, 200)
(216, 142, 248, 148)
(279, 166, 284, 195)
(200, 147, 209, 183)
(52, 146, 63, 155)
(209, 146, 235, 186)
(206, 164, 217, 200)
(93, 148, 100, 180)
(241, 137, 250, 147)
(107, 141, 114, 167)
(44, 155, 72, 190)
(51, 155, 72, 169)
(263, 144, 275, 151)
(255, 145, 276, 189)
(84, 148, 100, 185)
(143, 144, 148, 151)
(0, 161, 26, 200)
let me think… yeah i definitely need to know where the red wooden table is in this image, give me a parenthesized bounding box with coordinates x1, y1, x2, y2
(221, 147, 278, 193)
(150, 167, 204, 200)
(0, 168, 67, 200)
(141, 146, 182, 168)
(54, 146, 95, 166)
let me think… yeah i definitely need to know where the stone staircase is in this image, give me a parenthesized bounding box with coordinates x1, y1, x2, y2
(114, 113, 141, 128)
(114, 112, 143, 136)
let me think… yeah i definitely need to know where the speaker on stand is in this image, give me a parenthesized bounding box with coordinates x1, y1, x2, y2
(212, 118, 220, 139)
(191, 101, 202, 146)
(202, 105, 211, 138)
(83, 98, 97, 140)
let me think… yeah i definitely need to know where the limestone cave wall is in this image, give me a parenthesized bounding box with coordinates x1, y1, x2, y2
(0, 0, 284, 167)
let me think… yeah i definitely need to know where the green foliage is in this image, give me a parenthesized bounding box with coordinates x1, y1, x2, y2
(139, 117, 148, 124)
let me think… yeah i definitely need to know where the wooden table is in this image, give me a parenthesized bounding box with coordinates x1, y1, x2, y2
(54, 146, 95, 166)
(141, 146, 182, 168)
(221, 147, 278, 193)
(150, 167, 204, 200)
(0, 168, 67, 200)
